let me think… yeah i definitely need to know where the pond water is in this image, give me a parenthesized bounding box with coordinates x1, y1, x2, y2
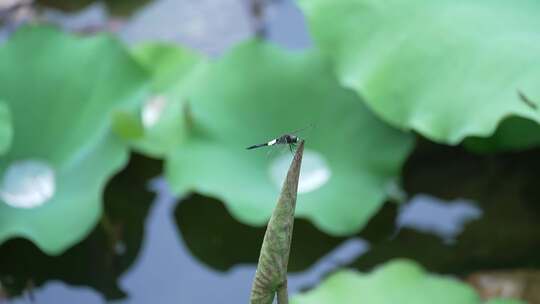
(1, 1, 540, 303)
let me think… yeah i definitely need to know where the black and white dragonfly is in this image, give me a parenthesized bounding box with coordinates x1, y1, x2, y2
(246, 125, 312, 153)
(246, 134, 301, 153)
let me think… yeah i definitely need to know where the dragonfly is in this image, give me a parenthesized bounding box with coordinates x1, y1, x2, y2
(246, 133, 301, 153)
(246, 125, 312, 153)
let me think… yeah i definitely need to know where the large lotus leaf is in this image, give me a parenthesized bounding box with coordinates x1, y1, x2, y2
(0, 102, 12, 155)
(291, 259, 483, 304)
(166, 40, 413, 235)
(0, 26, 148, 254)
(128, 43, 206, 157)
(298, 0, 540, 145)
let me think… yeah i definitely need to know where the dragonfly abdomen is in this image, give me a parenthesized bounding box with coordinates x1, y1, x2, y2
(246, 139, 277, 150)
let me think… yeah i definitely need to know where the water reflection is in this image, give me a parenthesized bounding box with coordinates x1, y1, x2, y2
(174, 193, 345, 272)
(120, 0, 252, 54)
(261, 0, 312, 49)
(97, 180, 366, 303)
(348, 141, 540, 275)
(397, 195, 482, 243)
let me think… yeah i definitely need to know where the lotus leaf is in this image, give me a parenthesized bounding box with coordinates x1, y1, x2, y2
(298, 0, 540, 146)
(291, 259, 516, 304)
(0, 26, 148, 254)
(165, 40, 413, 235)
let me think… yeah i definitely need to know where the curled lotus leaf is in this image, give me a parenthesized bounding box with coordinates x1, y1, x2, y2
(298, 0, 540, 147)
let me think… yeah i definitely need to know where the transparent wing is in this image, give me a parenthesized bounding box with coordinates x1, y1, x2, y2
(266, 143, 289, 159)
(289, 123, 315, 136)
(290, 123, 316, 143)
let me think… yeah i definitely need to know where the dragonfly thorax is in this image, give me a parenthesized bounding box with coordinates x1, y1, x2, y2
(277, 134, 299, 145)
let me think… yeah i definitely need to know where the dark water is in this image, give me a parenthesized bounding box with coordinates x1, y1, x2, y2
(2, 1, 540, 303)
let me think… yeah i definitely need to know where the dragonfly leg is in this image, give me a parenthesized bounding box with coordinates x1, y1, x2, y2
(289, 143, 296, 154)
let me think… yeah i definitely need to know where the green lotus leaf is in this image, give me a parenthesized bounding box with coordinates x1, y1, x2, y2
(166, 40, 413, 235)
(0, 102, 12, 155)
(298, 0, 540, 145)
(291, 259, 480, 304)
(129, 43, 206, 157)
(0, 25, 148, 254)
